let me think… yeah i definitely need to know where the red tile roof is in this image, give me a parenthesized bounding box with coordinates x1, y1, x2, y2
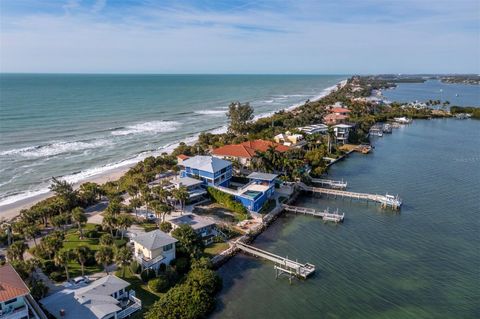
(177, 154, 190, 160)
(330, 107, 351, 113)
(212, 140, 289, 159)
(0, 264, 30, 302)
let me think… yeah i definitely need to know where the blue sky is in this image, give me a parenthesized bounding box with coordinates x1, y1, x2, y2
(1, 0, 479, 74)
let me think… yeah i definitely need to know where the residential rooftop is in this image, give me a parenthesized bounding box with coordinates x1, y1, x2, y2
(0, 264, 30, 302)
(169, 214, 215, 230)
(131, 229, 177, 250)
(212, 139, 289, 159)
(40, 275, 130, 319)
(182, 155, 232, 173)
(171, 176, 203, 188)
(247, 172, 278, 181)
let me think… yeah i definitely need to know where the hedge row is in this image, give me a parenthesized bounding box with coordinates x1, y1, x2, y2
(206, 187, 248, 216)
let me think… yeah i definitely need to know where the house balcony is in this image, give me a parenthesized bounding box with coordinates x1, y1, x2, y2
(0, 304, 29, 319)
(135, 253, 165, 269)
(117, 292, 142, 319)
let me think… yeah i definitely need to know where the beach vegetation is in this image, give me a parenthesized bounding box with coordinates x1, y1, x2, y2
(226, 101, 254, 135)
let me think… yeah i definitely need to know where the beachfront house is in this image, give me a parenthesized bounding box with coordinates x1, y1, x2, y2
(333, 124, 353, 145)
(168, 214, 218, 245)
(180, 156, 232, 187)
(234, 172, 278, 212)
(211, 140, 289, 167)
(273, 131, 305, 147)
(170, 176, 207, 202)
(131, 230, 177, 271)
(297, 124, 328, 135)
(40, 275, 141, 319)
(176, 154, 190, 165)
(0, 264, 47, 319)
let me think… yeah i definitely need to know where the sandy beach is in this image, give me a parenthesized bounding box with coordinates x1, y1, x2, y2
(0, 166, 128, 221)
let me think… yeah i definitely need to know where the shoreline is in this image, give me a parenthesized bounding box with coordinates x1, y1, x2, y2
(0, 79, 347, 221)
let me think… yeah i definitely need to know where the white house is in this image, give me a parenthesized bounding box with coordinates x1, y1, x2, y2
(40, 275, 141, 319)
(274, 131, 305, 147)
(297, 124, 328, 135)
(131, 230, 177, 271)
(333, 124, 353, 144)
(0, 264, 47, 319)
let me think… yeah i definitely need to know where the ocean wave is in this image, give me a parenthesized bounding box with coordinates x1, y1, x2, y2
(194, 110, 227, 116)
(0, 139, 113, 158)
(111, 120, 180, 136)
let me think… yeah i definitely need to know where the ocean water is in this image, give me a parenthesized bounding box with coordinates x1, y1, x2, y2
(381, 79, 480, 106)
(212, 118, 480, 319)
(0, 74, 345, 207)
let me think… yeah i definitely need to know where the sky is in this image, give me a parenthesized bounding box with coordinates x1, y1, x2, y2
(0, 0, 479, 74)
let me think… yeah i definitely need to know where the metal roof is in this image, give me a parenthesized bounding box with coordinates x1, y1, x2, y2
(181, 156, 232, 173)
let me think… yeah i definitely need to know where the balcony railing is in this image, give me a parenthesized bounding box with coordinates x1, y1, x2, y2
(117, 293, 142, 319)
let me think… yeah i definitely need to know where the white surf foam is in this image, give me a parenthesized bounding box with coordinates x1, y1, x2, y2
(0, 139, 113, 158)
(111, 120, 180, 136)
(194, 110, 227, 116)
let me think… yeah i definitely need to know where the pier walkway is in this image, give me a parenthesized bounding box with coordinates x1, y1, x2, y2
(282, 204, 344, 223)
(309, 178, 347, 189)
(235, 241, 315, 280)
(298, 183, 402, 209)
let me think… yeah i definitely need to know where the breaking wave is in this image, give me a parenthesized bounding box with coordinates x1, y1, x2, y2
(111, 120, 180, 136)
(0, 139, 113, 158)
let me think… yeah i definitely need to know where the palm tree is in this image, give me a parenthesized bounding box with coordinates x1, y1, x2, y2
(50, 177, 77, 209)
(129, 197, 142, 219)
(74, 245, 91, 277)
(95, 246, 114, 274)
(6, 240, 27, 261)
(172, 186, 189, 214)
(71, 207, 87, 239)
(115, 247, 133, 277)
(117, 214, 134, 240)
(102, 213, 117, 236)
(100, 233, 114, 246)
(54, 250, 71, 282)
(23, 224, 39, 247)
(1, 220, 13, 246)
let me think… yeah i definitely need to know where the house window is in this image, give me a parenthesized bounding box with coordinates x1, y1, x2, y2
(4, 298, 17, 305)
(164, 244, 173, 251)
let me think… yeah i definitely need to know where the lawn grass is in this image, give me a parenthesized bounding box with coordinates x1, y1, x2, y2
(203, 242, 230, 258)
(60, 224, 126, 277)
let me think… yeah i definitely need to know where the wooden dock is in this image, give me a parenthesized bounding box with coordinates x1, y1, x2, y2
(310, 178, 347, 189)
(235, 241, 315, 281)
(298, 183, 402, 209)
(282, 204, 344, 223)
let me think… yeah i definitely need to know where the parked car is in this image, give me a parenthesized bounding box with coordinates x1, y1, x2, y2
(69, 276, 90, 286)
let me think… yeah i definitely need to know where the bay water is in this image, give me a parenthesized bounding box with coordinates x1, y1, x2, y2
(212, 118, 480, 318)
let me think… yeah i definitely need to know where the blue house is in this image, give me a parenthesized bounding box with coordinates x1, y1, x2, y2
(181, 156, 232, 187)
(233, 172, 278, 212)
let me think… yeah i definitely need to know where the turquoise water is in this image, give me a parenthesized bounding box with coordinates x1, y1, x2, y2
(0, 74, 345, 207)
(212, 119, 480, 318)
(381, 79, 480, 106)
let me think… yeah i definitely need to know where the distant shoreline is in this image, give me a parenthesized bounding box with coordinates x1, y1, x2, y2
(0, 79, 346, 221)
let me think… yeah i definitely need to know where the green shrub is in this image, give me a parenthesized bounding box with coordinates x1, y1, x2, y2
(41, 260, 59, 275)
(49, 271, 66, 282)
(85, 229, 99, 239)
(207, 187, 248, 217)
(159, 263, 167, 273)
(94, 225, 103, 232)
(171, 257, 190, 275)
(148, 275, 170, 293)
(140, 268, 156, 282)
